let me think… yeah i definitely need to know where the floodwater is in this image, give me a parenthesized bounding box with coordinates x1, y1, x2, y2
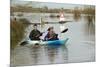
(10, 13, 95, 66)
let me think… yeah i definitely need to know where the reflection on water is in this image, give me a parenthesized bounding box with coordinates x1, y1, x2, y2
(84, 15, 95, 36)
(31, 46, 40, 65)
(11, 45, 68, 66)
(30, 45, 68, 65)
(45, 46, 68, 64)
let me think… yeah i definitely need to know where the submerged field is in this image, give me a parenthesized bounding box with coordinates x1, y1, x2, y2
(10, 12, 95, 66)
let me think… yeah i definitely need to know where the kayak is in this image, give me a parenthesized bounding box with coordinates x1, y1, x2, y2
(45, 38, 69, 46)
(21, 38, 69, 47)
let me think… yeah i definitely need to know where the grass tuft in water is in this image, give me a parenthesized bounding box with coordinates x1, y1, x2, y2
(10, 18, 29, 49)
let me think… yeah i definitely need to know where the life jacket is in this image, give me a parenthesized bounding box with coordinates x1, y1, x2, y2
(29, 29, 41, 40)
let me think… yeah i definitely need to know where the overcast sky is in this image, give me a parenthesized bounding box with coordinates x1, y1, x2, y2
(11, 0, 94, 9)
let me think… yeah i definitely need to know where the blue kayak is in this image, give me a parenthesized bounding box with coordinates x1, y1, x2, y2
(46, 38, 69, 47)
(25, 38, 69, 47)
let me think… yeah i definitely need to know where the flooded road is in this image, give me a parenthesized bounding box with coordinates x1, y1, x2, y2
(10, 13, 95, 66)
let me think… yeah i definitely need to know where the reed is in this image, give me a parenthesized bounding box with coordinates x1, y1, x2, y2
(73, 7, 81, 21)
(10, 18, 29, 49)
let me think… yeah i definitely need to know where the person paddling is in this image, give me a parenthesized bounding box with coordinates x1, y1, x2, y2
(44, 27, 59, 41)
(29, 24, 42, 40)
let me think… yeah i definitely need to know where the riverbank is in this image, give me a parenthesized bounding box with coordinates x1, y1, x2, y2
(10, 18, 29, 49)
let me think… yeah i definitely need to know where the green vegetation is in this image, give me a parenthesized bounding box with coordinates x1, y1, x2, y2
(73, 6, 95, 21)
(10, 18, 29, 49)
(83, 6, 95, 15)
(11, 6, 72, 13)
(73, 7, 81, 21)
(84, 6, 95, 23)
(11, 5, 95, 14)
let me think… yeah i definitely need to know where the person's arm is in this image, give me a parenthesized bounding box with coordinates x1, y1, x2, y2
(35, 30, 41, 37)
(44, 34, 49, 41)
(29, 30, 34, 40)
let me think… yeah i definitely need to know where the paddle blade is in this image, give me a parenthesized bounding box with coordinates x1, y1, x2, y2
(61, 28, 68, 33)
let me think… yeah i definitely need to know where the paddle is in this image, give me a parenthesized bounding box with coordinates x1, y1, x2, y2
(61, 28, 68, 33)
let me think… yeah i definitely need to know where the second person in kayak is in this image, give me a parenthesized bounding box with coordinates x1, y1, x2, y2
(44, 27, 59, 41)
